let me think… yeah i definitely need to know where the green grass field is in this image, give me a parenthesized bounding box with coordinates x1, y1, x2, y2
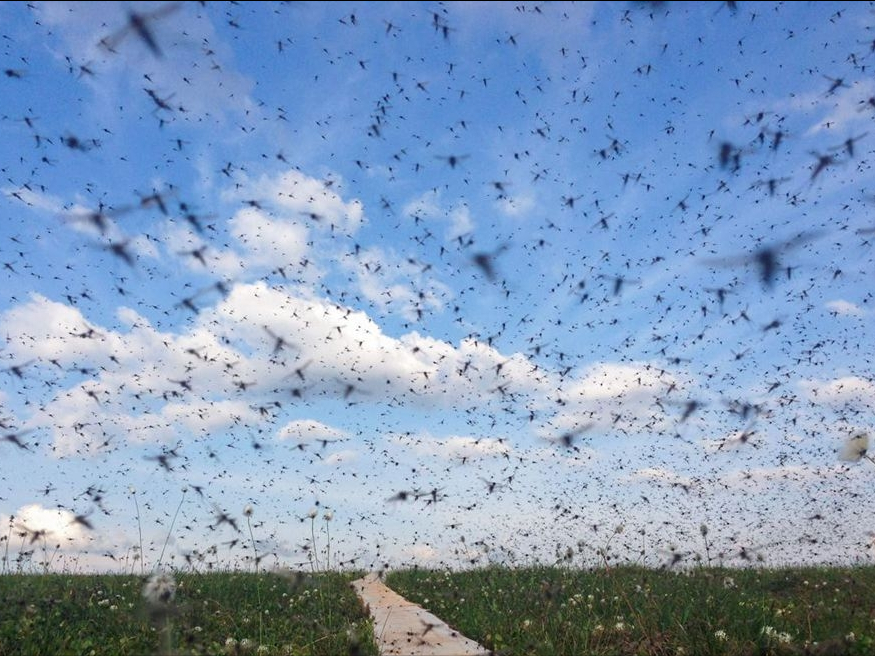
(2, 565, 873, 656)
(0, 570, 376, 656)
(387, 565, 875, 656)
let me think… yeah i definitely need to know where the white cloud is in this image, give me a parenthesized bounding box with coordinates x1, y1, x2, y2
(495, 193, 536, 218)
(799, 376, 875, 406)
(3, 504, 93, 550)
(322, 449, 358, 465)
(626, 466, 696, 490)
(825, 299, 865, 316)
(401, 191, 473, 240)
(447, 204, 474, 240)
(229, 207, 311, 270)
(228, 169, 365, 236)
(349, 245, 452, 321)
(278, 419, 347, 443)
(389, 432, 512, 461)
(2, 185, 65, 213)
(33, 1, 258, 124)
(805, 79, 875, 136)
(0, 294, 109, 364)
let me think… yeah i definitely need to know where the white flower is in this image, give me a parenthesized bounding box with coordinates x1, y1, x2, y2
(714, 629, 728, 641)
(323, 510, 333, 521)
(243, 504, 254, 517)
(307, 508, 318, 519)
(762, 626, 793, 644)
(239, 637, 255, 653)
(142, 572, 176, 606)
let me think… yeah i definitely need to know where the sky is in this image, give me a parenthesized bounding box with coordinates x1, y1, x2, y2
(0, 1, 873, 575)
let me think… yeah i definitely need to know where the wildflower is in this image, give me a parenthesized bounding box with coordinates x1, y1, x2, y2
(700, 523, 709, 537)
(307, 508, 318, 519)
(323, 510, 333, 521)
(714, 629, 728, 641)
(224, 637, 238, 654)
(142, 572, 176, 606)
(846, 632, 856, 643)
(243, 504, 254, 517)
(256, 646, 271, 656)
(723, 576, 736, 589)
(762, 626, 792, 644)
(239, 637, 255, 653)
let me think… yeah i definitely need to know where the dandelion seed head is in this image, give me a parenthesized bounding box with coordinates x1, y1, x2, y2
(839, 431, 869, 462)
(142, 572, 176, 606)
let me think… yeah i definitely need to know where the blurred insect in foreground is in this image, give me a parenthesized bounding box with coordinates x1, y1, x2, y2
(99, 2, 182, 58)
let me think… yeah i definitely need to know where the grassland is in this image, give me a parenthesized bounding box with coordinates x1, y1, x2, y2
(2, 564, 874, 656)
(0, 570, 376, 656)
(387, 564, 875, 656)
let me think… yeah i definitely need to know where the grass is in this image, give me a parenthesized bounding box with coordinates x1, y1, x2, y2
(386, 564, 875, 656)
(0, 570, 377, 656)
(3, 562, 874, 656)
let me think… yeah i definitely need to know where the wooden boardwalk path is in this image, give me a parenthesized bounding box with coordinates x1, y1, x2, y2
(351, 573, 490, 656)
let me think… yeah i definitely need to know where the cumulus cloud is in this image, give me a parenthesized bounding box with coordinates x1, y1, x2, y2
(227, 169, 364, 236)
(229, 207, 311, 270)
(626, 466, 696, 490)
(389, 432, 512, 461)
(33, 0, 258, 123)
(825, 299, 865, 316)
(3, 503, 94, 551)
(805, 79, 875, 136)
(401, 191, 474, 240)
(278, 419, 348, 443)
(799, 376, 875, 406)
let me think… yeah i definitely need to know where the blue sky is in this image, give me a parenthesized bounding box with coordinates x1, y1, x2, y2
(0, 1, 873, 573)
